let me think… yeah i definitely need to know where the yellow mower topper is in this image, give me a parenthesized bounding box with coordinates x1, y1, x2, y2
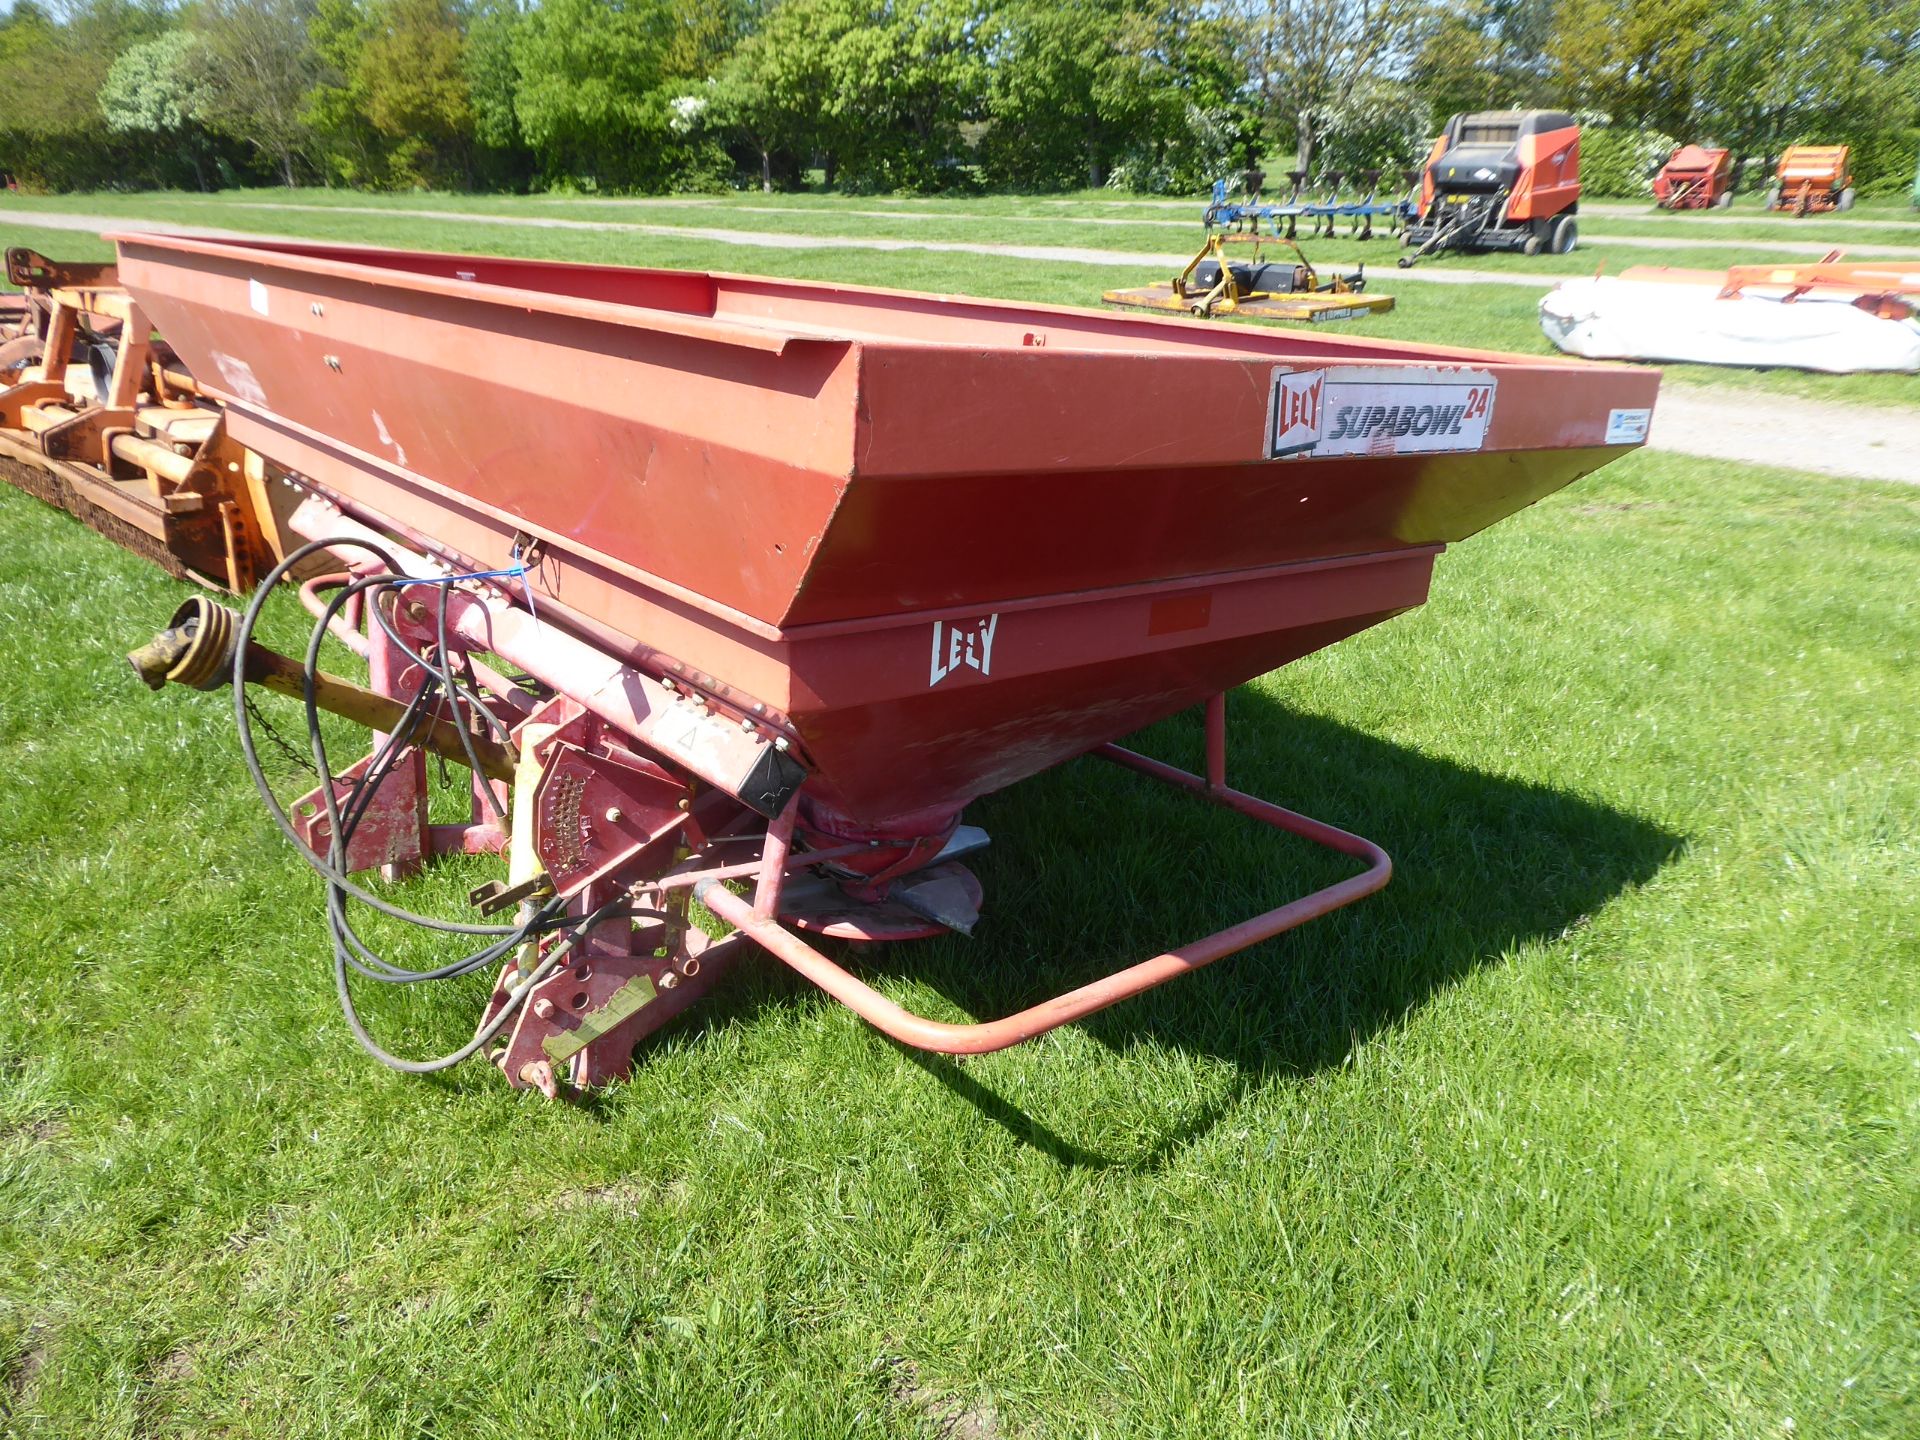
(1105, 211, 1393, 324)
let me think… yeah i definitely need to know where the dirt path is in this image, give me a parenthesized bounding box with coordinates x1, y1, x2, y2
(690, 205, 1920, 257)
(1649, 385, 1919, 485)
(1, 209, 246, 242)
(18, 201, 1914, 266)
(1583, 202, 1920, 231)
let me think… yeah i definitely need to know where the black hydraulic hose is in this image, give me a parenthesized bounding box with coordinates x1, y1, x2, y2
(301, 569, 565, 982)
(332, 892, 622, 1075)
(234, 542, 516, 935)
(240, 540, 696, 1074)
(233, 540, 557, 1071)
(435, 578, 509, 824)
(363, 570, 512, 824)
(299, 570, 518, 934)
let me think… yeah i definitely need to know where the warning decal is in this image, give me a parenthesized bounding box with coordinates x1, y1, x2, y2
(1268, 366, 1497, 460)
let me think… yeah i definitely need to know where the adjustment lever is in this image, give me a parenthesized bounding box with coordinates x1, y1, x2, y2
(469, 873, 552, 915)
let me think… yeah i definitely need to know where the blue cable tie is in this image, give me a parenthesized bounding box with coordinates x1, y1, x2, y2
(391, 550, 541, 632)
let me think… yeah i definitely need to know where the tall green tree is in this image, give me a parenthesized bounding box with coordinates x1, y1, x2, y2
(1549, 0, 1716, 135)
(4, 0, 160, 138)
(1232, 0, 1429, 171)
(658, 0, 760, 81)
(302, 0, 387, 184)
(709, 0, 843, 183)
(465, 0, 535, 187)
(708, 35, 810, 191)
(510, 0, 673, 186)
(1414, 0, 1556, 122)
(0, 0, 168, 187)
(99, 30, 221, 187)
(1693, 0, 1920, 160)
(194, 0, 321, 184)
(983, 0, 1166, 189)
(725, 0, 984, 192)
(360, 0, 473, 185)
(466, 0, 522, 150)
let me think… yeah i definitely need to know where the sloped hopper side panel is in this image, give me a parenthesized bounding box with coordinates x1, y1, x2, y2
(780, 549, 1437, 821)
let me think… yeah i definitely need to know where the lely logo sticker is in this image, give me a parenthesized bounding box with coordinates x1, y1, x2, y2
(1267, 366, 1497, 460)
(929, 615, 998, 688)
(1270, 371, 1325, 457)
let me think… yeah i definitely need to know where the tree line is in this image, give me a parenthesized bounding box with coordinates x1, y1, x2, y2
(2, 0, 1915, 198)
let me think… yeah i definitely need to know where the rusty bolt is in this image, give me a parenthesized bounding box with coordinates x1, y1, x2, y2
(531, 997, 556, 1020)
(604, 806, 623, 824)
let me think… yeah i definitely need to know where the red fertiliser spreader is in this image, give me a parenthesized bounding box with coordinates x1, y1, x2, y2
(113, 234, 1660, 1094)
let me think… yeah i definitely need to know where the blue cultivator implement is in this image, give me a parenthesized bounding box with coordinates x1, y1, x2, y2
(1207, 170, 1419, 242)
(1332, 170, 1424, 241)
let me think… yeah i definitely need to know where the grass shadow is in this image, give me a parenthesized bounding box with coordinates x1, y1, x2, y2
(761, 687, 1684, 1166)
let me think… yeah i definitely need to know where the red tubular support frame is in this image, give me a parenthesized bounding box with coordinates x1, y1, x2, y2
(697, 696, 1391, 1056)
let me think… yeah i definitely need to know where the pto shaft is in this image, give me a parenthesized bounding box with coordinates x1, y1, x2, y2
(127, 595, 515, 782)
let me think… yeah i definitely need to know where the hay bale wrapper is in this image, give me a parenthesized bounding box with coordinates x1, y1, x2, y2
(1399, 110, 1582, 268)
(2, 234, 1660, 1095)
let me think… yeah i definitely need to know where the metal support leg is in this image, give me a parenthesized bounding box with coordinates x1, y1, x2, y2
(697, 698, 1391, 1057)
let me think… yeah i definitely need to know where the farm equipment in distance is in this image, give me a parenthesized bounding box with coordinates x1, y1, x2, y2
(1291, 169, 1415, 242)
(9, 233, 1659, 1097)
(1540, 251, 1920, 372)
(1399, 110, 1580, 268)
(1103, 178, 1397, 323)
(1767, 146, 1855, 214)
(1211, 168, 1418, 243)
(1652, 145, 1733, 209)
(1703, 253, 1920, 319)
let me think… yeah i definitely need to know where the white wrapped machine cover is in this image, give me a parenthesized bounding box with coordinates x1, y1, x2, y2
(1540, 275, 1920, 374)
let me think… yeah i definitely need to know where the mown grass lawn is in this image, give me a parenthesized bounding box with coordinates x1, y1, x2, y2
(0, 197, 1916, 1438)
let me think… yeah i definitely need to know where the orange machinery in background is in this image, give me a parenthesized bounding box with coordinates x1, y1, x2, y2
(0, 248, 296, 590)
(1767, 146, 1855, 214)
(1399, 110, 1581, 267)
(1652, 145, 1734, 209)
